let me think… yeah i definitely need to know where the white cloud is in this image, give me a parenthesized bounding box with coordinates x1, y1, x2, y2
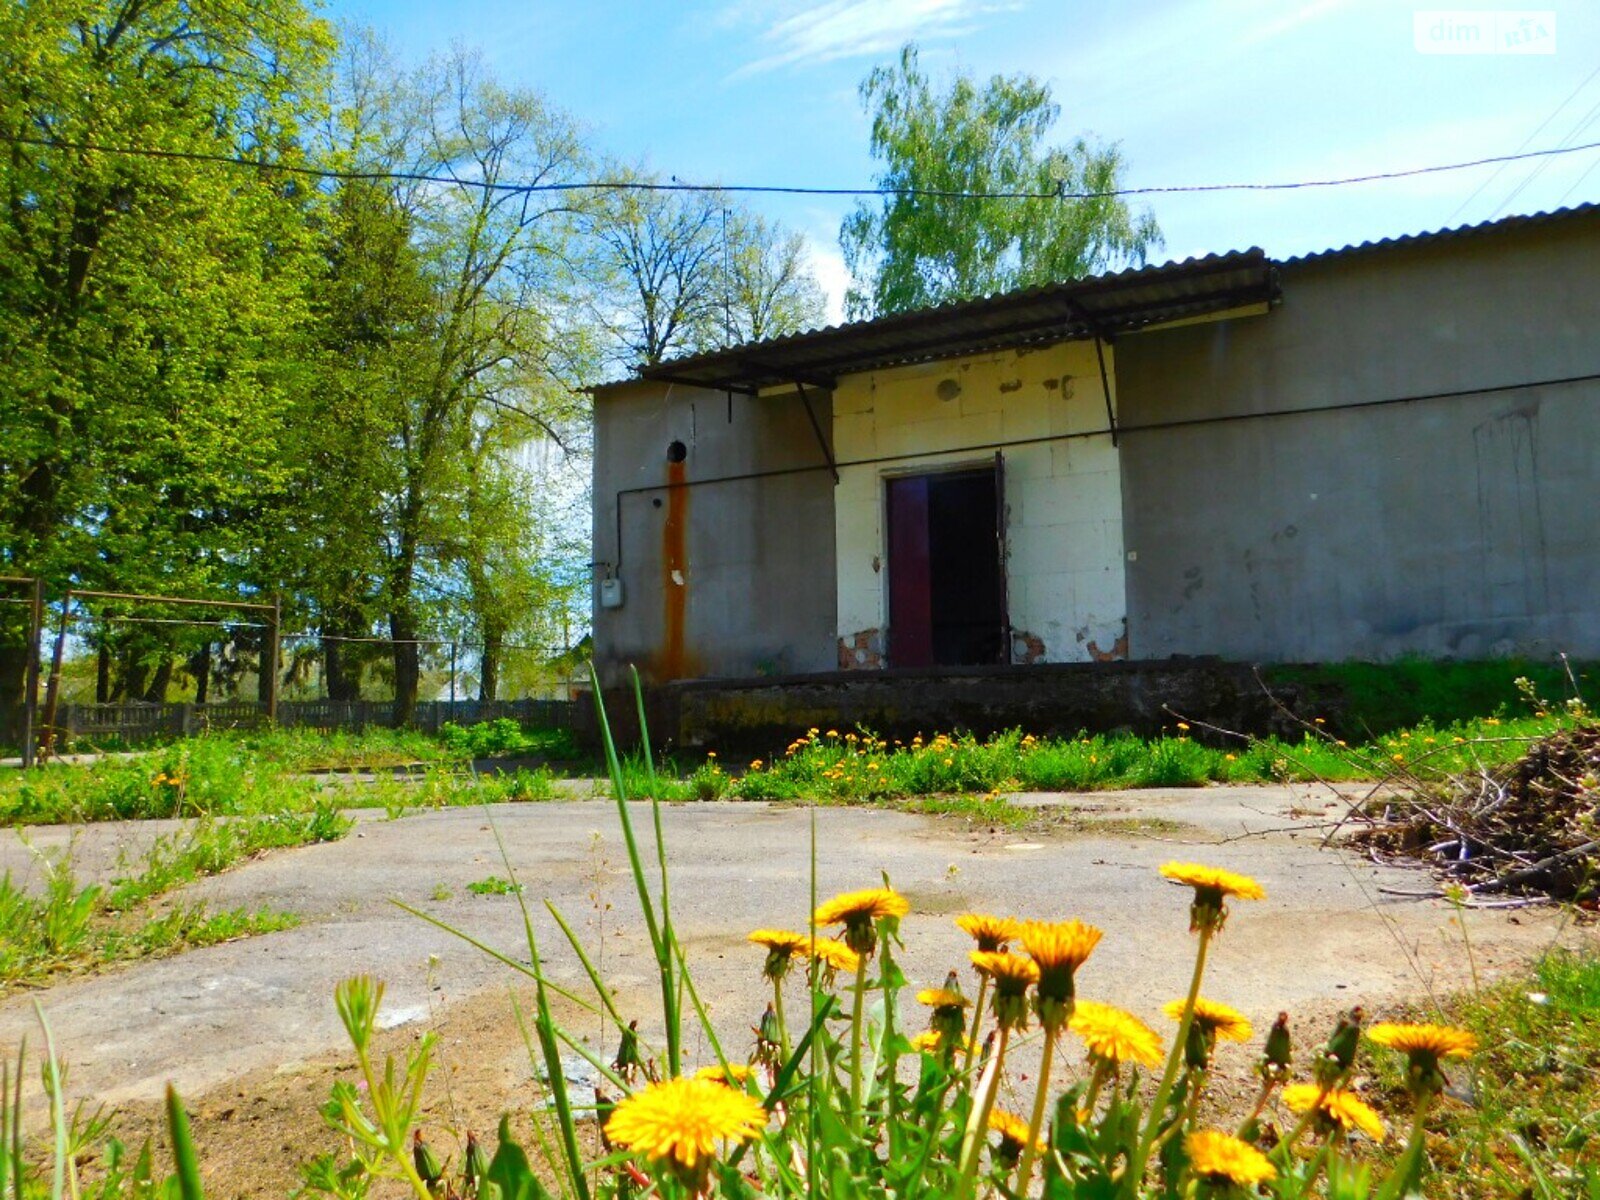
(804, 238, 852, 325)
(724, 0, 1022, 80)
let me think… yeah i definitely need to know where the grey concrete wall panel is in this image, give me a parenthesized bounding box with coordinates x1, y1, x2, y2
(591, 381, 838, 686)
(1117, 217, 1600, 661)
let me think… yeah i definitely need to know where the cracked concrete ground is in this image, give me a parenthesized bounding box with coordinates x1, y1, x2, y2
(0, 784, 1569, 1110)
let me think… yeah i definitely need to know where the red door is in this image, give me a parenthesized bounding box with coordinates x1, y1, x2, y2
(886, 476, 933, 667)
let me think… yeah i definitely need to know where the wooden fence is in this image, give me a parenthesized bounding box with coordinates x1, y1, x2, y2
(52, 697, 577, 743)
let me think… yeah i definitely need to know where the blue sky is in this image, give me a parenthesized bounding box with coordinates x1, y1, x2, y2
(324, 0, 1600, 320)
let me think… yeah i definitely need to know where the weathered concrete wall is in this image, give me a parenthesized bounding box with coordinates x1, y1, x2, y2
(590, 381, 838, 686)
(1117, 215, 1600, 660)
(654, 660, 1311, 754)
(831, 342, 1126, 666)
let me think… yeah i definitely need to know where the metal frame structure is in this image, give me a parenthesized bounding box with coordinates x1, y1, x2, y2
(38, 589, 279, 759)
(0, 576, 44, 767)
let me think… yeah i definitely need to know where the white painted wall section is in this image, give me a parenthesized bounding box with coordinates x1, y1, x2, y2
(831, 341, 1127, 666)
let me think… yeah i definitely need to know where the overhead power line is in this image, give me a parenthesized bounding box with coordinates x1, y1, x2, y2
(4, 131, 1600, 203)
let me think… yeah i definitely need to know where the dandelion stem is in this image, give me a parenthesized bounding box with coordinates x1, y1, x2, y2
(1236, 1078, 1276, 1139)
(849, 955, 869, 1122)
(966, 974, 991, 1070)
(957, 1026, 1011, 1200)
(1082, 1060, 1110, 1117)
(1126, 925, 1213, 1195)
(1016, 1024, 1059, 1195)
(772, 977, 791, 1065)
(1388, 1097, 1434, 1196)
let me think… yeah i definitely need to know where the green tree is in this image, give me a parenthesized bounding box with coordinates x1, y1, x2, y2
(726, 210, 827, 343)
(0, 0, 332, 735)
(307, 39, 595, 724)
(840, 43, 1161, 319)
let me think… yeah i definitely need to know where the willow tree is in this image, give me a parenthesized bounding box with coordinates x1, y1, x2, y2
(840, 43, 1161, 319)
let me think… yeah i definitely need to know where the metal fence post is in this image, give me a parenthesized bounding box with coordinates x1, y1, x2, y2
(265, 595, 280, 724)
(20, 577, 42, 769)
(38, 588, 70, 760)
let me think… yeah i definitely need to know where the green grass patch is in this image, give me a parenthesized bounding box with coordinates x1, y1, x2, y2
(1265, 657, 1595, 735)
(615, 712, 1577, 809)
(0, 808, 347, 989)
(1368, 947, 1600, 1197)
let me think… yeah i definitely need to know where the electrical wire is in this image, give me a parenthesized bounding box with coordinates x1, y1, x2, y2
(5, 131, 1600, 203)
(1445, 62, 1600, 223)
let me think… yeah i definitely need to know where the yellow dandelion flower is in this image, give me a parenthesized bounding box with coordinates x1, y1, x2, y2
(814, 887, 909, 926)
(989, 1108, 1047, 1157)
(1184, 1130, 1276, 1186)
(971, 950, 1038, 1031)
(1160, 861, 1265, 933)
(1281, 1084, 1386, 1142)
(1366, 1024, 1477, 1059)
(1368, 1022, 1476, 1097)
(943, 757, 954, 766)
(604, 1076, 766, 1175)
(1020, 919, 1102, 975)
(749, 759, 763, 770)
(747, 929, 809, 955)
(1020, 919, 1102, 1025)
(955, 912, 1020, 953)
(1165, 996, 1253, 1042)
(808, 937, 861, 976)
(910, 1030, 945, 1054)
(971, 950, 1039, 985)
(916, 987, 971, 1010)
(693, 1062, 756, 1087)
(826, 729, 839, 737)
(747, 928, 808, 978)
(1159, 862, 1266, 901)
(1069, 1000, 1164, 1068)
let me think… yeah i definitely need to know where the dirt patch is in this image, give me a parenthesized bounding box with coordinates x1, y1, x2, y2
(108, 985, 604, 1200)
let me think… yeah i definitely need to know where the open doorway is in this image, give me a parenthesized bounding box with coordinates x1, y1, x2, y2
(885, 460, 1008, 667)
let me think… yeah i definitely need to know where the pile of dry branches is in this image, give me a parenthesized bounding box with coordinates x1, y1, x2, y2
(1359, 722, 1600, 904)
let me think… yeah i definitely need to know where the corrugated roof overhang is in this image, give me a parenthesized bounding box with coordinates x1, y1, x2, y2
(636, 249, 1277, 394)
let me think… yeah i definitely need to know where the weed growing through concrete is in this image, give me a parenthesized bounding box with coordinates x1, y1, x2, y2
(0, 807, 339, 987)
(465, 875, 523, 896)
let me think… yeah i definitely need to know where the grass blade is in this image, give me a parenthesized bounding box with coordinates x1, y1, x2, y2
(164, 1086, 205, 1200)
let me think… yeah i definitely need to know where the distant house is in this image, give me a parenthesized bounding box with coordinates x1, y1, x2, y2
(589, 205, 1600, 692)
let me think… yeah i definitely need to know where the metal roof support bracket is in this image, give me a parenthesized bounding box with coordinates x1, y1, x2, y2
(1092, 333, 1119, 446)
(794, 380, 840, 484)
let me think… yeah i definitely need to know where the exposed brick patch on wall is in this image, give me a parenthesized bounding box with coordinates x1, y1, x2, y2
(838, 629, 884, 670)
(1086, 629, 1130, 662)
(1011, 629, 1047, 665)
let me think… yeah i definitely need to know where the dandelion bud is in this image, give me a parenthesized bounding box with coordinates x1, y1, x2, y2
(1185, 1018, 1215, 1070)
(463, 1132, 489, 1193)
(1316, 1007, 1363, 1086)
(412, 1131, 443, 1188)
(759, 1001, 780, 1048)
(1259, 1012, 1292, 1084)
(613, 1019, 642, 1082)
